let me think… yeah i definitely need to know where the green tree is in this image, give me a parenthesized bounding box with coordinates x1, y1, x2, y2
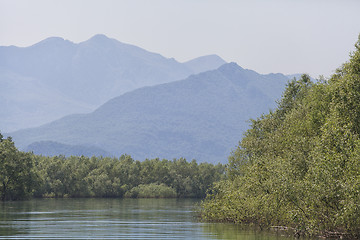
(201, 35, 360, 238)
(0, 134, 37, 200)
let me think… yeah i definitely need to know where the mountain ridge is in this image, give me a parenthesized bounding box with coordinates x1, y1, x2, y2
(184, 54, 227, 74)
(0, 34, 227, 132)
(10, 63, 289, 163)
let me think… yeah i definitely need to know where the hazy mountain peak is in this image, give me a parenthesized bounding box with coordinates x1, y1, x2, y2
(0, 34, 233, 132)
(38, 36, 65, 43)
(80, 34, 119, 49)
(87, 34, 114, 43)
(218, 62, 243, 72)
(90, 33, 109, 39)
(184, 54, 227, 74)
(32, 37, 73, 48)
(185, 54, 225, 64)
(81, 34, 155, 58)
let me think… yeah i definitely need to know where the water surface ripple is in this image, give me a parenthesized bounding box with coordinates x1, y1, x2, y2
(0, 198, 292, 239)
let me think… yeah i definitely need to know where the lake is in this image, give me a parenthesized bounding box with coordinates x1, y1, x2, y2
(0, 198, 293, 239)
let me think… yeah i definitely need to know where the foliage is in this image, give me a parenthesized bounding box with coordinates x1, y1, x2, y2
(0, 140, 225, 200)
(0, 134, 37, 200)
(201, 35, 360, 238)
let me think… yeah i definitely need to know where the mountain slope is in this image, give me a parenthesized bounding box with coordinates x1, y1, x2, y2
(184, 54, 227, 74)
(26, 141, 109, 157)
(11, 63, 289, 163)
(0, 34, 226, 132)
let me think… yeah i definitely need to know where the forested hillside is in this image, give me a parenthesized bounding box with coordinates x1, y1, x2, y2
(200, 36, 360, 238)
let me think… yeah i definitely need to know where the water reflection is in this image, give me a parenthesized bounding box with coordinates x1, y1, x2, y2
(202, 223, 293, 240)
(0, 198, 293, 239)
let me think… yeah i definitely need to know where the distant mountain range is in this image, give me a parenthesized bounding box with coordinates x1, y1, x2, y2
(11, 63, 290, 163)
(2, 34, 313, 163)
(0, 34, 226, 132)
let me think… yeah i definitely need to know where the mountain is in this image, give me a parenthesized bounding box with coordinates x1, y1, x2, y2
(0, 34, 226, 132)
(26, 141, 109, 157)
(184, 54, 227, 74)
(11, 63, 289, 163)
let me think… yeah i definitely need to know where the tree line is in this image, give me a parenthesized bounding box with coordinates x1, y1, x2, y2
(0, 134, 225, 200)
(200, 35, 360, 238)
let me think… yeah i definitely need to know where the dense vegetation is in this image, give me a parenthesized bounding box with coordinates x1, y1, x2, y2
(0, 134, 225, 200)
(0, 134, 37, 201)
(200, 36, 360, 238)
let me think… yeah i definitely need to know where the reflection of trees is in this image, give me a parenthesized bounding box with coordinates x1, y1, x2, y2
(0, 201, 33, 236)
(0, 198, 205, 239)
(201, 223, 287, 240)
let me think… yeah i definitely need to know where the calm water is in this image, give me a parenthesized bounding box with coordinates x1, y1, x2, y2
(0, 198, 293, 239)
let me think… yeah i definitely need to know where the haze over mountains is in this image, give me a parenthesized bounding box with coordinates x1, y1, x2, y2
(10, 62, 290, 163)
(0, 34, 226, 132)
(1, 34, 306, 163)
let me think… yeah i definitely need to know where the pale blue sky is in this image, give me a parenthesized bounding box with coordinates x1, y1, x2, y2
(1, 0, 359, 77)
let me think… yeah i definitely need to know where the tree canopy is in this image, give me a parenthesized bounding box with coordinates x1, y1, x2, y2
(0, 134, 37, 200)
(0, 138, 225, 200)
(200, 35, 360, 238)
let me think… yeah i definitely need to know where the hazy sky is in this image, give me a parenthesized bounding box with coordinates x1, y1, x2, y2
(1, 0, 359, 77)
